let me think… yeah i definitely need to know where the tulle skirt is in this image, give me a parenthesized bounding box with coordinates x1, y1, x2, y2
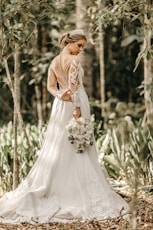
(0, 87, 129, 224)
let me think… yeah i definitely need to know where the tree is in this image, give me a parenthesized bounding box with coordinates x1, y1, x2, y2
(143, 0, 153, 125)
(0, 0, 56, 187)
(88, 0, 153, 124)
(76, 0, 95, 97)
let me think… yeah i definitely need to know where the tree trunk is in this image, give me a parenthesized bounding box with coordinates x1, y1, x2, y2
(143, 1, 153, 125)
(4, 58, 32, 150)
(35, 84, 43, 130)
(76, 0, 94, 97)
(34, 25, 43, 128)
(13, 43, 20, 189)
(41, 25, 48, 121)
(143, 35, 153, 125)
(99, 24, 105, 117)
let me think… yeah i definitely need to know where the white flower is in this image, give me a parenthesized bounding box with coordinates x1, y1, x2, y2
(65, 117, 93, 153)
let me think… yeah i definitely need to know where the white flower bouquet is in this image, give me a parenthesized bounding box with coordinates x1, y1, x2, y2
(65, 117, 93, 153)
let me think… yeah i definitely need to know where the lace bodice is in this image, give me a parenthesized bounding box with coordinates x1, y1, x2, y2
(47, 54, 83, 108)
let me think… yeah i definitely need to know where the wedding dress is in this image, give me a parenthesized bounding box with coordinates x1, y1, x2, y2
(0, 55, 129, 224)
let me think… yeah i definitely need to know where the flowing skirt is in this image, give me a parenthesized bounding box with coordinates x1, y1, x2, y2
(0, 87, 129, 223)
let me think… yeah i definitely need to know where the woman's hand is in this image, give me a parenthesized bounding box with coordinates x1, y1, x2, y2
(73, 107, 81, 119)
(60, 90, 72, 101)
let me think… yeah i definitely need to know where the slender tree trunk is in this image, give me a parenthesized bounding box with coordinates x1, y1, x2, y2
(41, 25, 48, 121)
(34, 25, 43, 128)
(13, 107, 18, 189)
(76, 0, 94, 97)
(13, 43, 20, 189)
(143, 35, 153, 125)
(42, 80, 47, 120)
(143, 1, 153, 125)
(3, 58, 32, 152)
(99, 24, 105, 117)
(35, 84, 43, 130)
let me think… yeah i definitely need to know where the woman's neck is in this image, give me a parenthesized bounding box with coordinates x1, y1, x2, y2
(61, 46, 71, 55)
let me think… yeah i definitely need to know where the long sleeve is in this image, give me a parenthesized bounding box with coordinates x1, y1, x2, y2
(47, 67, 59, 97)
(68, 59, 80, 108)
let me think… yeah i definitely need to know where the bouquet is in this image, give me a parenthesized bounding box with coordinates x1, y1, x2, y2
(65, 117, 93, 153)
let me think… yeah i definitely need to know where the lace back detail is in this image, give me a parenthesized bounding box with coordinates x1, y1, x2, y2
(69, 60, 80, 92)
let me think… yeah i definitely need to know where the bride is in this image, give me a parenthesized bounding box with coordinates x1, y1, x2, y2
(0, 29, 129, 224)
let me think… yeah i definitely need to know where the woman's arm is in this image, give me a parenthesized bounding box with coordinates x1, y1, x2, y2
(47, 67, 58, 97)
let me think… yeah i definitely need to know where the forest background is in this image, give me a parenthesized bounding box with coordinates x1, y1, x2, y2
(0, 0, 153, 225)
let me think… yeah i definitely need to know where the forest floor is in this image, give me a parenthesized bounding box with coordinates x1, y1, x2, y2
(0, 190, 152, 230)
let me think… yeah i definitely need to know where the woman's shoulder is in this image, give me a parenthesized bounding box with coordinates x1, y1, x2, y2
(52, 55, 60, 64)
(49, 55, 60, 69)
(69, 55, 79, 62)
(66, 55, 80, 67)
(49, 54, 80, 71)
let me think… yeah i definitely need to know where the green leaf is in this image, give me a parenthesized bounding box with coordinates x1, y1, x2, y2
(121, 35, 143, 47)
(14, 13, 21, 23)
(104, 154, 120, 172)
(147, 50, 152, 60)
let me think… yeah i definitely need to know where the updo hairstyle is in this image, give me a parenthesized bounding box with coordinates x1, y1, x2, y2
(59, 29, 87, 47)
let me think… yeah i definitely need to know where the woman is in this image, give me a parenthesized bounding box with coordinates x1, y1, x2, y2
(0, 29, 129, 224)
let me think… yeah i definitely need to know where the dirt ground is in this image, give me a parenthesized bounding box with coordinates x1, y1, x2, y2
(0, 192, 152, 230)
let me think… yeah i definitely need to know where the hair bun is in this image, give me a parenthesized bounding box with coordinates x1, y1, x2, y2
(67, 33, 70, 38)
(70, 29, 85, 36)
(59, 29, 86, 48)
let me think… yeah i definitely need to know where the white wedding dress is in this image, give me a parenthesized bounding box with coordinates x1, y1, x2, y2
(0, 55, 129, 224)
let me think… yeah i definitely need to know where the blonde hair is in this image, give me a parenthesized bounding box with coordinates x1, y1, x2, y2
(59, 29, 87, 47)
